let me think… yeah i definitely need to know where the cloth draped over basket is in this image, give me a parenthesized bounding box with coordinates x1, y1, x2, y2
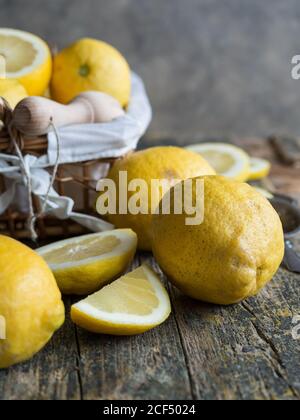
(0, 73, 152, 238)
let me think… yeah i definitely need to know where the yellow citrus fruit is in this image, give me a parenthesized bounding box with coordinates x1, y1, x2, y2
(186, 143, 250, 182)
(0, 28, 52, 96)
(152, 176, 284, 305)
(248, 157, 271, 181)
(0, 236, 65, 368)
(37, 229, 137, 295)
(71, 264, 171, 335)
(0, 78, 27, 108)
(97, 146, 216, 251)
(51, 38, 131, 107)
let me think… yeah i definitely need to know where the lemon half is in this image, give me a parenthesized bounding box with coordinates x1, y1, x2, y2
(38, 229, 137, 295)
(186, 143, 250, 182)
(0, 28, 52, 96)
(71, 264, 171, 335)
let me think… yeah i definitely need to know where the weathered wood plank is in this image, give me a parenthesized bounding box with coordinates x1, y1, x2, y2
(0, 299, 81, 400)
(74, 254, 193, 400)
(78, 251, 300, 401)
(166, 264, 300, 400)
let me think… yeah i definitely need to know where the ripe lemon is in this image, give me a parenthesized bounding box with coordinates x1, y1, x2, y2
(248, 157, 271, 181)
(71, 264, 171, 335)
(97, 146, 215, 251)
(186, 143, 250, 182)
(38, 229, 137, 295)
(152, 176, 284, 305)
(0, 78, 27, 108)
(0, 236, 65, 368)
(0, 28, 52, 96)
(51, 38, 131, 107)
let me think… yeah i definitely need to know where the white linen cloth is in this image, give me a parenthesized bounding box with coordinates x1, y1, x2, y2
(0, 72, 152, 234)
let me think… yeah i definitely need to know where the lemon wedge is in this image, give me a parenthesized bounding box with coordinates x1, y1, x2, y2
(71, 264, 171, 335)
(186, 143, 250, 182)
(38, 229, 137, 295)
(248, 157, 271, 181)
(0, 28, 52, 96)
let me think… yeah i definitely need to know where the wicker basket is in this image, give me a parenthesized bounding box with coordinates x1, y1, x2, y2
(0, 72, 151, 240)
(0, 102, 118, 240)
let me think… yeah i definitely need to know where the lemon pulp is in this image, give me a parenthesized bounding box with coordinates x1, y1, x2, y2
(43, 235, 121, 265)
(71, 265, 171, 335)
(38, 229, 138, 295)
(86, 268, 159, 316)
(0, 28, 52, 96)
(186, 143, 250, 182)
(0, 34, 37, 72)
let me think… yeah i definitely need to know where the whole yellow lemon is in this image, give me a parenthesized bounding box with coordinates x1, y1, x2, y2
(0, 236, 65, 368)
(0, 79, 27, 108)
(50, 38, 131, 107)
(152, 176, 284, 305)
(97, 147, 215, 251)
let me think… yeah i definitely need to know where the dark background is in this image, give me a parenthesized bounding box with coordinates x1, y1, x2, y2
(1, 0, 300, 140)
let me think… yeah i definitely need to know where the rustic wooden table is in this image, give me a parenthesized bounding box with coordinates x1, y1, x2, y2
(0, 137, 299, 400)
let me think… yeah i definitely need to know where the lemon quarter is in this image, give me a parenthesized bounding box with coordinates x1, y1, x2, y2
(186, 143, 250, 182)
(38, 229, 137, 295)
(0, 28, 52, 96)
(71, 265, 171, 335)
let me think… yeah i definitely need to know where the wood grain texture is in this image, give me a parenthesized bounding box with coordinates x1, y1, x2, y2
(0, 138, 299, 400)
(168, 266, 300, 400)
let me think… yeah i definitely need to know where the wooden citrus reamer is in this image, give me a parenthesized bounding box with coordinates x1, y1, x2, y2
(12, 91, 125, 136)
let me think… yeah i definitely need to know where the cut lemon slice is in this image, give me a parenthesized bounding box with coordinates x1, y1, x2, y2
(186, 143, 250, 182)
(71, 264, 171, 335)
(37, 229, 137, 295)
(248, 157, 271, 181)
(253, 187, 274, 200)
(0, 28, 52, 95)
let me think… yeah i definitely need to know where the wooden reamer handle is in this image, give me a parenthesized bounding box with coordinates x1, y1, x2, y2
(12, 91, 125, 137)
